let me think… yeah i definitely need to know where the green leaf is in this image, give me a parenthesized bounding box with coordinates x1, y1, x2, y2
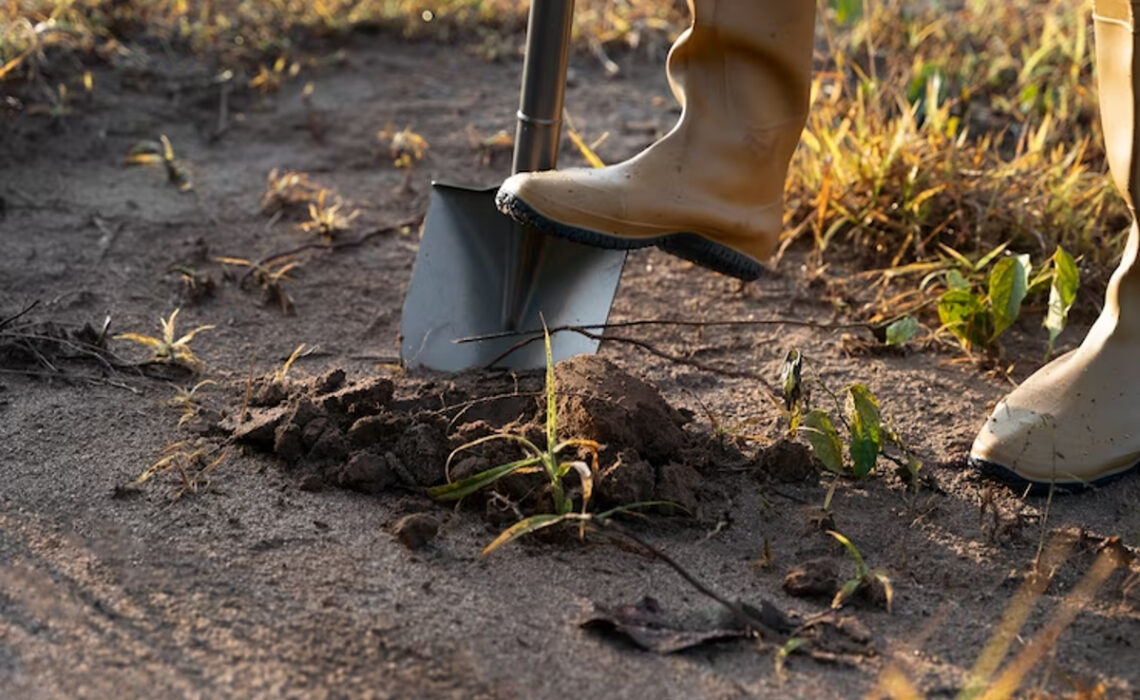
(945, 268, 970, 291)
(801, 410, 845, 474)
(884, 316, 919, 346)
(1044, 246, 1079, 357)
(845, 385, 882, 478)
(780, 349, 803, 412)
(482, 513, 573, 555)
(827, 530, 869, 577)
(938, 288, 992, 349)
(426, 455, 543, 501)
(830, 0, 863, 24)
(987, 254, 1031, 339)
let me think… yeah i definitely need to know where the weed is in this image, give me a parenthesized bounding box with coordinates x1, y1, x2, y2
(379, 124, 429, 170)
(248, 55, 299, 94)
(259, 169, 325, 217)
(275, 343, 306, 383)
(115, 309, 214, 371)
(165, 379, 217, 427)
(167, 265, 216, 305)
(299, 190, 360, 241)
(214, 255, 300, 314)
(783, 349, 918, 480)
(127, 441, 228, 500)
(933, 245, 1079, 355)
(124, 135, 192, 191)
(827, 530, 893, 612)
(429, 323, 662, 554)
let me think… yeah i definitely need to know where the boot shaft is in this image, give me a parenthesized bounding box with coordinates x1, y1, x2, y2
(1094, 0, 1140, 208)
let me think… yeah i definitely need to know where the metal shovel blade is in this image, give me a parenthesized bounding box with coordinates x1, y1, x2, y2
(400, 183, 626, 371)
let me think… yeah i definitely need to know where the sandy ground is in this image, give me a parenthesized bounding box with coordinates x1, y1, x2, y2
(1, 33, 1138, 699)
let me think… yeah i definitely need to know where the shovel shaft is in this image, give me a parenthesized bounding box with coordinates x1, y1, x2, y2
(503, 0, 576, 329)
(512, 0, 575, 174)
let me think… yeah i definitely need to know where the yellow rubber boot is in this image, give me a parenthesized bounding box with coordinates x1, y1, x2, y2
(495, 0, 816, 280)
(970, 0, 1140, 489)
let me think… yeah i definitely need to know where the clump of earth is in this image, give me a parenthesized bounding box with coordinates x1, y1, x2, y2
(227, 356, 823, 520)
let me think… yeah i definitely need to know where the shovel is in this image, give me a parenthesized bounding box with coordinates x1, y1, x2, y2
(399, 0, 627, 372)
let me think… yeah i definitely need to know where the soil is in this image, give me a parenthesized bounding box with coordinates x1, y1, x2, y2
(2, 31, 1139, 699)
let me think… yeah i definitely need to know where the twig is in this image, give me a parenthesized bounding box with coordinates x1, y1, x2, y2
(235, 215, 422, 287)
(0, 367, 142, 394)
(457, 317, 874, 345)
(596, 519, 787, 641)
(487, 326, 782, 407)
(0, 300, 39, 331)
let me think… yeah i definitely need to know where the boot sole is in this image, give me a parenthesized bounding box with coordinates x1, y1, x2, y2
(968, 455, 1138, 494)
(495, 190, 765, 281)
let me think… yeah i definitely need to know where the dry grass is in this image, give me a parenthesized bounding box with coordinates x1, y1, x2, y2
(3, 0, 1126, 334)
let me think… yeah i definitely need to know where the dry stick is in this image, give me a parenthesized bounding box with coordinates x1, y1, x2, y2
(0, 300, 39, 331)
(457, 317, 875, 345)
(487, 327, 783, 406)
(237, 215, 422, 287)
(597, 519, 787, 642)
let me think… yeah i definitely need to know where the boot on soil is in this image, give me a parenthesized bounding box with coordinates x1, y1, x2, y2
(970, 0, 1140, 490)
(494, 0, 816, 281)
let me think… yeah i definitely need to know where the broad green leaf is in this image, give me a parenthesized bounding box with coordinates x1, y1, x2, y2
(845, 385, 882, 478)
(427, 455, 543, 501)
(988, 254, 1031, 339)
(1044, 246, 1079, 357)
(482, 513, 572, 555)
(801, 410, 845, 474)
(938, 288, 992, 349)
(884, 316, 919, 346)
(945, 268, 970, 291)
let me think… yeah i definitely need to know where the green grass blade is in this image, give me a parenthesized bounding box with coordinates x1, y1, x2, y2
(427, 456, 543, 501)
(827, 530, 869, 577)
(482, 513, 573, 555)
(543, 318, 557, 457)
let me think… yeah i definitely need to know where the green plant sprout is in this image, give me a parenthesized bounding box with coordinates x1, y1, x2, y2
(429, 323, 665, 554)
(827, 530, 894, 613)
(783, 350, 919, 481)
(115, 309, 214, 371)
(124, 135, 193, 191)
(935, 245, 1079, 354)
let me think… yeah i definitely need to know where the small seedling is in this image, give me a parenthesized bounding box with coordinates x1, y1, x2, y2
(379, 124, 429, 169)
(115, 308, 214, 371)
(167, 265, 216, 304)
(165, 379, 217, 427)
(299, 190, 360, 241)
(379, 124, 429, 192)
(214, 256, 300, 314)
(828, 530, 893, 612)
(248, 55, 298, 94)
(275, 343, 305, 383)
(429, 324, 664, 554)
(259, 169, 324, 216)
(935, 245, 1079, 355)
(124, 135, 192, 191)
(127, 441, 228, 500)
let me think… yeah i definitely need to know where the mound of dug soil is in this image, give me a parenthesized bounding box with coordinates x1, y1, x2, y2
(229, 356, 737, 517)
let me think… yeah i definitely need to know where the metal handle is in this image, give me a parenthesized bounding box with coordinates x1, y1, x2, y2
(512, 0, 575, 174)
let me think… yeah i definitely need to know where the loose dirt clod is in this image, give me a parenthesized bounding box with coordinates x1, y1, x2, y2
(783, 558, 841, 599)
(230, 358, 730, 521)
(753, 439, 821, 483)
(393, 512, 440, 550)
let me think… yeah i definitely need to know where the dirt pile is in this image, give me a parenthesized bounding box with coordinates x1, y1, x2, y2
(229, 356, 752, 517)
